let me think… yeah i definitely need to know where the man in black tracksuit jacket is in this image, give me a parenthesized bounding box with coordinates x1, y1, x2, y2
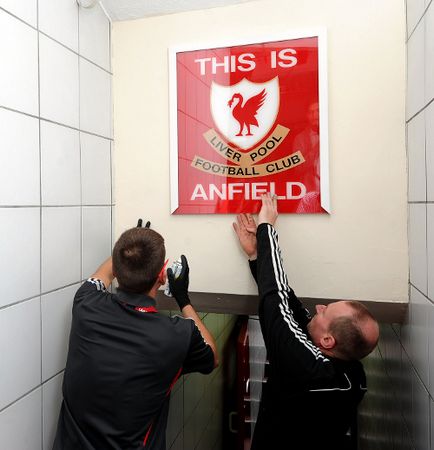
(233, 194, 379, 450)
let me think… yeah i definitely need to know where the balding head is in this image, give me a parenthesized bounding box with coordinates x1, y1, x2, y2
(330, 301, 379, 360)
(307, 300, 379, 361)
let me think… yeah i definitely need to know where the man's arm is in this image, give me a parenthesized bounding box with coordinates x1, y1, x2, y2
(254, 194, 331, 380)
(181, 305, 218, 368)
(168, 255, 218, 368)
(90, 256, 115, 289)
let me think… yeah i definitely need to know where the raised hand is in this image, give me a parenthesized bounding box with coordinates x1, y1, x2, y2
(233, 213, 257, 259)
(258, 193, 278, 226)
(167, 255, 191, 310)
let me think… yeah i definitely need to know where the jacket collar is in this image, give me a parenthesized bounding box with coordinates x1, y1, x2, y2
(115, 288, 157, 308)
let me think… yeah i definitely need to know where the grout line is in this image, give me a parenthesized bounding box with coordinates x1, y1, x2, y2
(0, 385, 41, 414)
(0, 205, 40, 208)
(37, 31, 112, 76)
(0, 6, 37, 29)
(0, 106, 113, 142)
(0, 369, 65, 415)
(409, 282, 434, 306)
(42, 369, 65, 386)
(0, 105, 39, 120)
(406, 0, 432, 43)
(406, 98, 434, 124)
(0, 282, 82, 312)
(408, 200, 434, 204)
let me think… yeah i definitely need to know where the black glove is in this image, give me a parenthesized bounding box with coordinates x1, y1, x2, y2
(136, 219, 151, 228)
(167, 254, 191, 310)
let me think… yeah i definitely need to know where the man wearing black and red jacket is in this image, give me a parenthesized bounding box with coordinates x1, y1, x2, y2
(233, 194, 379, 450)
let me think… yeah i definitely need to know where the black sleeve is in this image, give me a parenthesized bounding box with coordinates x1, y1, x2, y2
(249, 259, 258, 284)
(182, 321, 214, 375)
(256, 223, 333, 381)
(73, 278, 107, 304)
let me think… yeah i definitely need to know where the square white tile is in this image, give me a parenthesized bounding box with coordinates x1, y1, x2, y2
(0, 0, 37, 26)
(425, 0, 434, 103)
(428, 205, 434, 300)
(0, 108, 39, 205)
(407, 17, 425, 120)
(0, 298, 41, 410)
(409, 203, 428, 294)
(42, 284, 77, 381)
(38, 0, 78, 52)
(407, 0, 426, 37)
(407, 112, 426, 202)
(42, 207, 81, 293)
(79, 3, 110, 71)
(41, 121, 80, 206)
(42, 373, 63, 450)
(79, 58, 112, 138)
(0, 11, 38, 115)
(82, 206, 111, 279)
(409, 286, 430, 387)
(0, 388, 42, 450)
(39, 34, 79, 128)
(81, 132, 111, 205)
(0, 208, 40, 308)
(426, 101, 434, 201)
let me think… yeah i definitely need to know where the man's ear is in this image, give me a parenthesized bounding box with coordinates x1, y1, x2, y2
(157, 269, 167, 286)
(320, 334, 336, 350)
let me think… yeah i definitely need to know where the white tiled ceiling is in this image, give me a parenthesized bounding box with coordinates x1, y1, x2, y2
(95, 0, 255, 21)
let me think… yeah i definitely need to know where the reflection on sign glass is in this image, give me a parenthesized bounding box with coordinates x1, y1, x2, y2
(172, 35, 328, 214)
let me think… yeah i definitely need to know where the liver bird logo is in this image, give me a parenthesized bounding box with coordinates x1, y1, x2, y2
(227, 89, 266, 136)
(210, 77, 279, 150)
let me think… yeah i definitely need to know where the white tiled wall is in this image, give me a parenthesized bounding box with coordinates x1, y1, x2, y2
(406, 0, 434, 445)
(364, 2, 434, 450)
(0, 2, 112, 449)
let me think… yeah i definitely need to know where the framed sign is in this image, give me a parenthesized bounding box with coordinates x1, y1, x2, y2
(169, 30, 329, 214)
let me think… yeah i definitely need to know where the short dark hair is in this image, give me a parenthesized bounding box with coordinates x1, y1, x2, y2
(330, 301, 378, 360)
(112, 228, 165, 294)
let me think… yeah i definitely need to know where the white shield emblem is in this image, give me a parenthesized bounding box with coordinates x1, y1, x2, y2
(210, 77, 280, 150)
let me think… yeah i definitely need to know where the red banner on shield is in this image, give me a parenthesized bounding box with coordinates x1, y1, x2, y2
(170, 34, 329, 214)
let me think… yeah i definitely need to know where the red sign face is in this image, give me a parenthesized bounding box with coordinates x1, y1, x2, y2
(170, 33, 329, 214)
